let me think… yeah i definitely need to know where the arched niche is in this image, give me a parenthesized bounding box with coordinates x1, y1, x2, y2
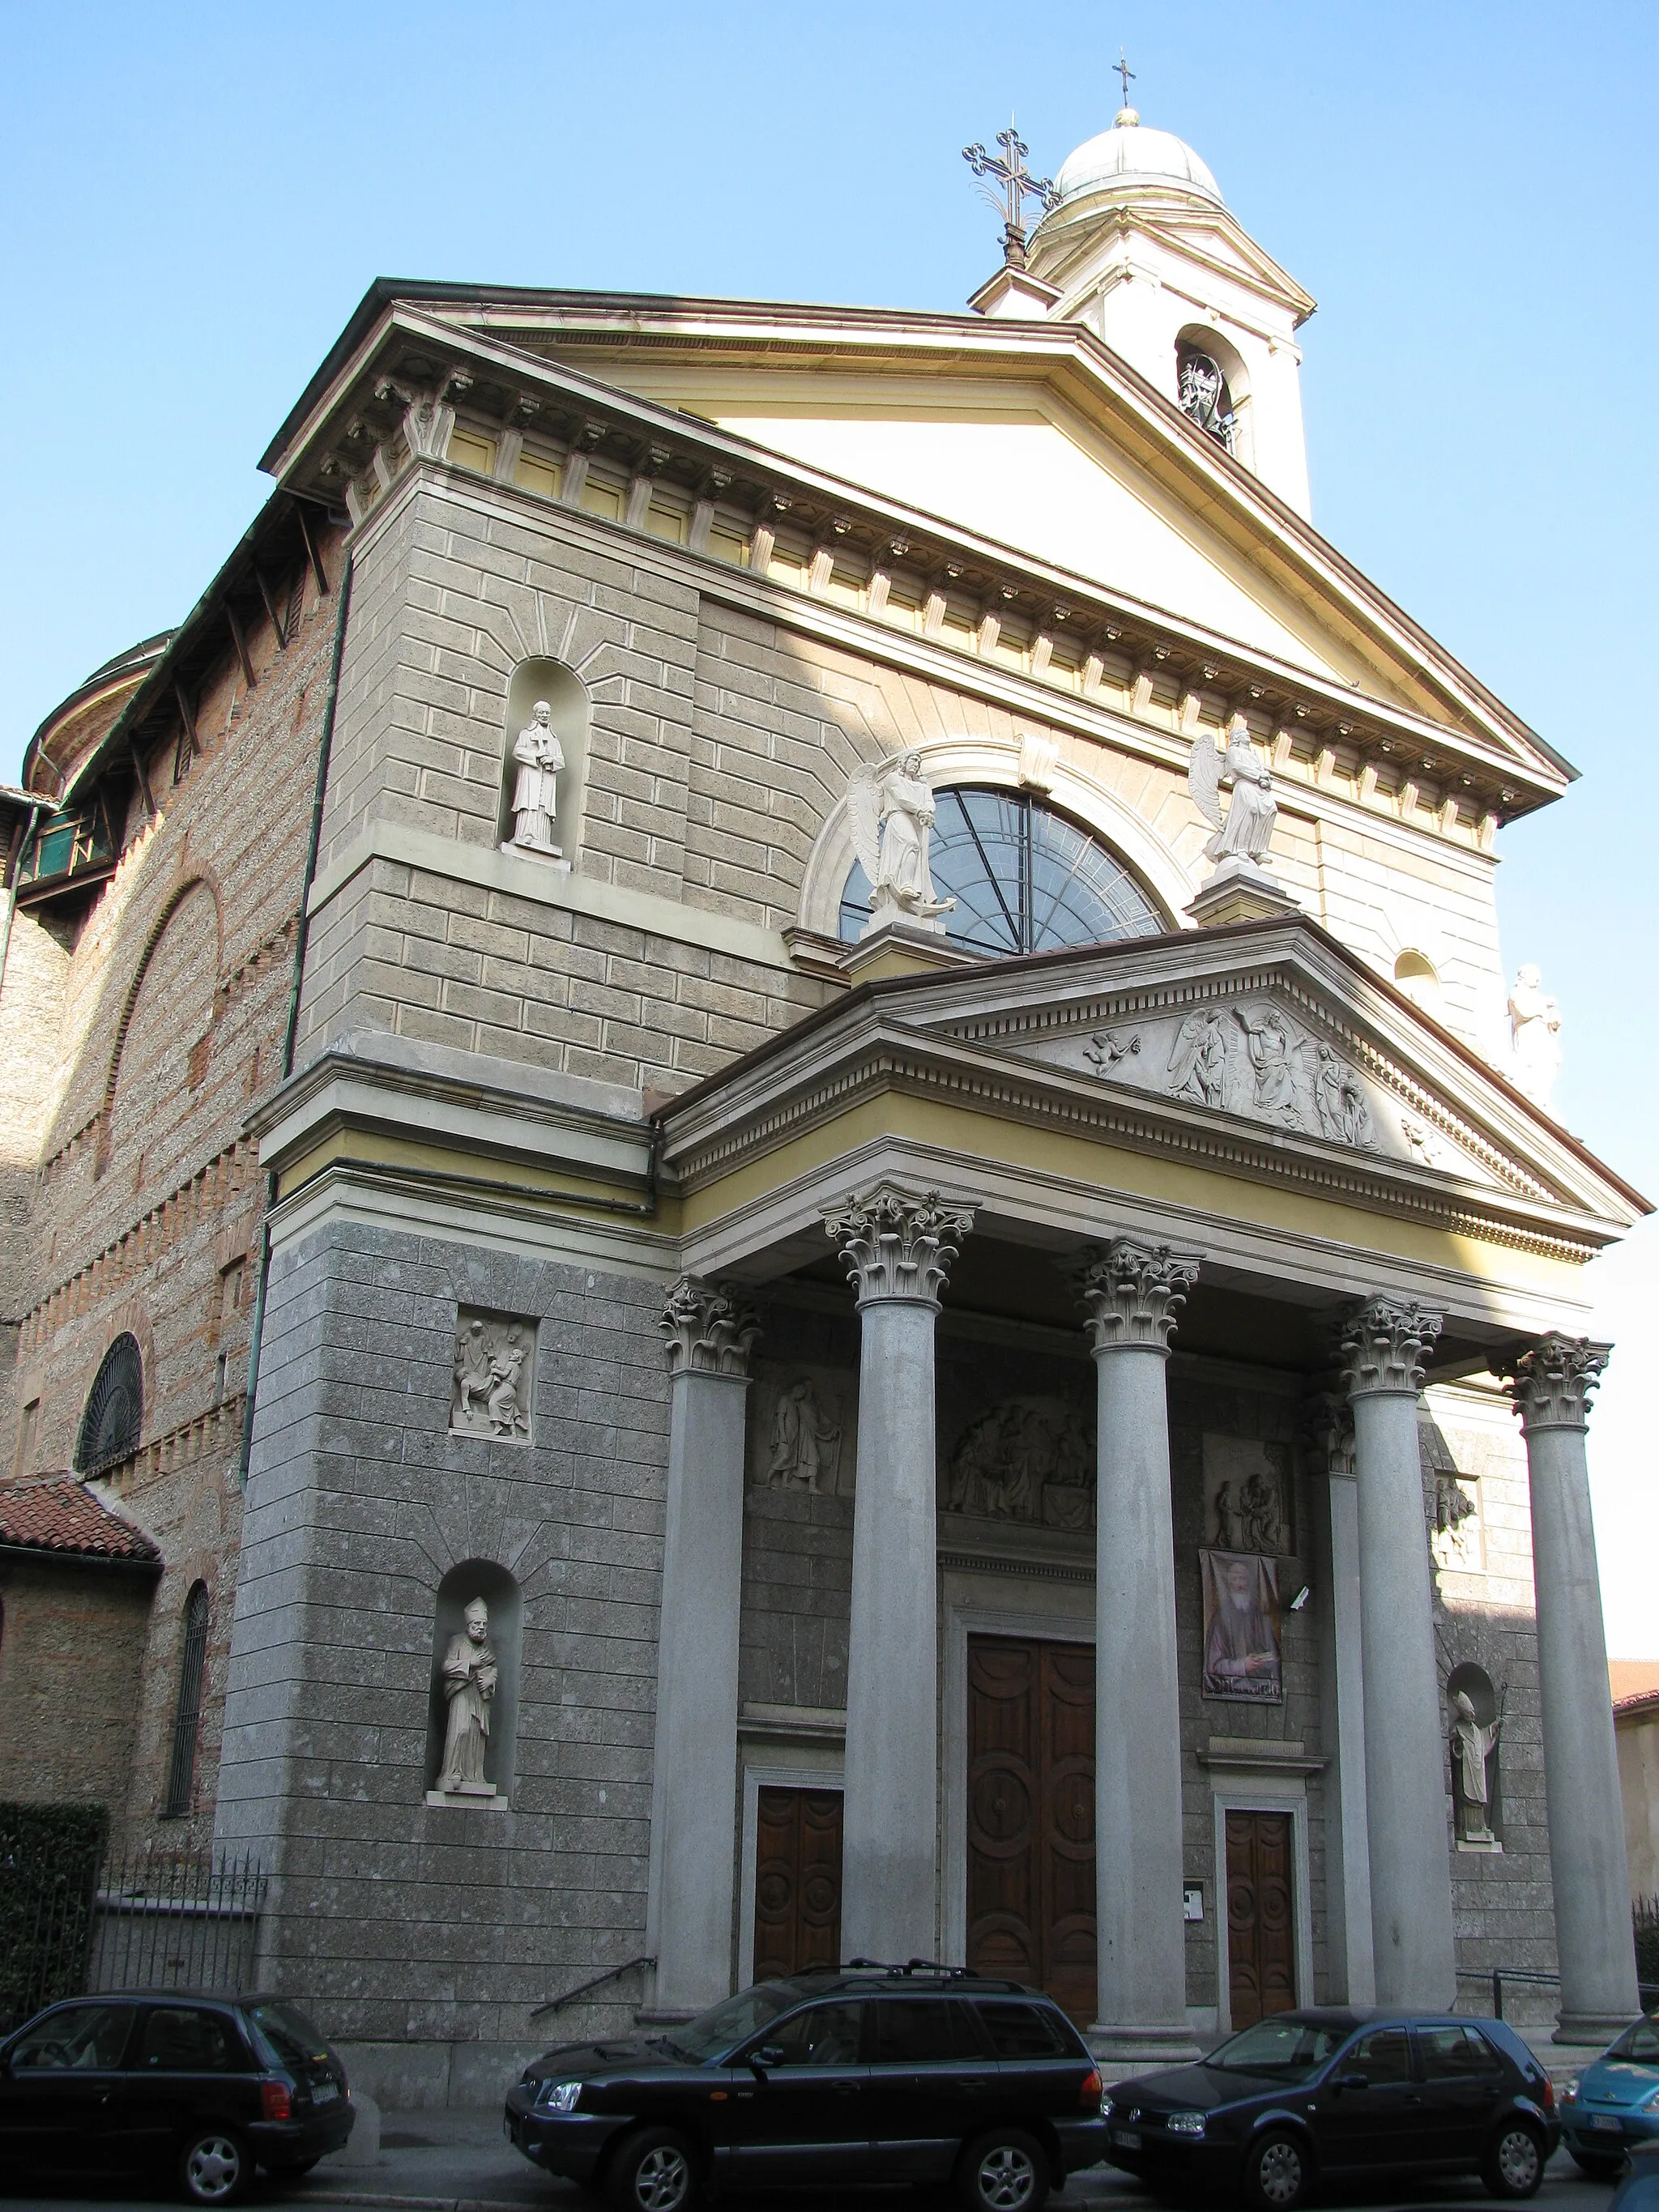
(1175, 323, 1253, 469)
(798, 736, 1192, 942)
(1393, 948, 1444, 1019)
(425, 1559, 522, 1810)
(1447, 1660, 1503, 1847)
(499, 658, 591, 864)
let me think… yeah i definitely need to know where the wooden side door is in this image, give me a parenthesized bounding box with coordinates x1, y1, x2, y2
(1225, 1809, 1296, 2027)
(753, 1786, 843, 1980)
(965, 1635, 1096, 2024)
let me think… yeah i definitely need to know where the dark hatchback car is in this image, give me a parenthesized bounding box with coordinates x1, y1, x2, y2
(505, 1967, 1107, 2212)
(1102, 2008, 1558, 2209)
(0, 1988, 354, 2204)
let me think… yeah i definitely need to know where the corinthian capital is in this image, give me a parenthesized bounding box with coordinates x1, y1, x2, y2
(1077, 1238, 1201, 1354)
(659, 1276, 759, 1379)
(1494, 1333, 1610, 1433)
(822, 1183, 975, 1306)
(1338, 1296, 1443, 1400)
(1301, 1390, 1356, 1477)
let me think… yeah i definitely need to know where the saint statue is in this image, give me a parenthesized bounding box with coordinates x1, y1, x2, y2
(485, 1326, 528, 1437)
(767, 1380, 842, 1493)
(505, 700, 565, 857)
(1507, 964, 1563, 1110)
(846, 749, 955, 936)
(1202, 1554, 1282, 1699)
(1233, 1008, 1302, 1125)
(1449, 1688, 1503, 1843)
(1167, 1009, 1229, 1108)
(1188, 714, 1279, 874)
(436, 1596, 499, 1795)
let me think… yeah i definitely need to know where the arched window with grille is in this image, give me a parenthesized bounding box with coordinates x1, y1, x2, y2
(75, 1334, 143, 1473)
(163, 1581, 210, 1819)
(838, 786, 1166, 957)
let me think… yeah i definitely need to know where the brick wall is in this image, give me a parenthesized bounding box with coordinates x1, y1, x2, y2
(0, 1557, 153, 1805)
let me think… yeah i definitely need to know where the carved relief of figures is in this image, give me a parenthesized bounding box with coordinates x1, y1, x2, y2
(945, 1399, 1092, 1529)
(1167, 1009, 1229, 1108)
(1508, 963, 1563, 1110)
(766, 1379, 842, 1494)
(1400, 1112, 1449, 1169)
(450, 1310, 534, 1440)
(1204, 1437, 1290, 1555)
(846, 750, 955, 936)
(504, 700, 565, 857)
(1233, 1008, 1303, 1127)
(435, 1596, 498, 1796)
(1085, 1028, 1140, 1076)
(1188, 714, 1280, 874)
(1421, 1413, 1481, 1570)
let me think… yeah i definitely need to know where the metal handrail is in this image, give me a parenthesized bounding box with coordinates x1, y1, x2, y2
(530, 1954, 655, 2023)
(1459, 1966, 1659, 2020)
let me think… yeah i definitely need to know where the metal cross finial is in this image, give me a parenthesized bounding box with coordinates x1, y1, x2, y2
(962, 118, 1060, 265)
(1115, 49, 1137, 108)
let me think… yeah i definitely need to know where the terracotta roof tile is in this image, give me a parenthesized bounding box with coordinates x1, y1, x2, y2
(0, 1475, 160, 1563)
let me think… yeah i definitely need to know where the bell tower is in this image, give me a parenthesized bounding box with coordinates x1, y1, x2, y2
(971, 102, 1317, 518)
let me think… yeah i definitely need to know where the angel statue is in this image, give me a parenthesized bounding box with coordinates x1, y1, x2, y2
(1189, 714, 1279, 874)
(847, 749, 955, 937)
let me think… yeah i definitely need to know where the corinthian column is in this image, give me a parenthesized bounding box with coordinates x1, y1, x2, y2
(647, 1276, 757, 2014)
(1338, 1296, 1456, 2007)
(824, 1183, 974, 1963)
(1496, 1335, 1638, 2043)
(1079, 1237, 1201, 2062)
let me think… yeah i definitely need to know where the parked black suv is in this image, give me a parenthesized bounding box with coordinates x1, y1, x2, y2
(1102, 2007, 1559, 2209)
(505, 1966, 1107, 2211)
(0, 1989, 354, 2204)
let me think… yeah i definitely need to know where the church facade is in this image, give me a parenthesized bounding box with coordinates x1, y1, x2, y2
(0, 104, 1646, 2097)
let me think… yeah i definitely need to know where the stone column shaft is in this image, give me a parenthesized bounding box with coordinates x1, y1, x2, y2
(1499, 1336, 1637, 2044)
(647, 1278, 757, 2015)
(1304, 1396, 1375, 2005)
(825, 1184, 973, 1965)
(1340, 1297, 1456, 2009)
(1081, 1238, 1201, 2063)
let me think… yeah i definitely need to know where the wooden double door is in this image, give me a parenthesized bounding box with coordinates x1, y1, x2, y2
(1225, 1809, 1295, 2026)
(965, 1635, 1096, 2024)
(753, 1785, 843, 1980)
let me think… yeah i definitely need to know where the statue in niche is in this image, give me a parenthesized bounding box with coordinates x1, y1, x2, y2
(450, 1313, 532, 1440)
(436, 1596, 499, 1796)
(1188, 714, 1279, 874)
(505, 699, 565, 857)
(1508, 964, 1563, 1110)
(1233, 1008, 1303, 1127)
(1450, 1688, 1503, 1843)
(847, 750, 955, 935)
(766, 1380, 842, 1493)
(1167, 1009, 1229, 1109)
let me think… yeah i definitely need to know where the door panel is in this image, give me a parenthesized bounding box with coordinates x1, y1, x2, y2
(753, 1788, 842, 1980)
(1317, 2027, 1430, 2170)
(1225, 1810, 1296, 2028)
(966, 1635, 1096, 2025)
(719, 2000, 869, 2180)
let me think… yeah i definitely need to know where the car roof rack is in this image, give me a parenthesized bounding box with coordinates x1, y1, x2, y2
(838, 1957, 973, 1977)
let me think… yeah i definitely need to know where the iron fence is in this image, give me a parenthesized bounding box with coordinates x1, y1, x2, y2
(88, 1847, 267, 1995)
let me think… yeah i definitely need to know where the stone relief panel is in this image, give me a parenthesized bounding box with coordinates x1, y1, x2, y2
(748, 1369, 856, 1495)
(450, 1308, 535, 1442)
(1019, 991, 1500, 1179)
(943, 1396, 1094, 1530)
(1422, 1413, 1484, 1572)
(1202, 1434, 1292, 1554)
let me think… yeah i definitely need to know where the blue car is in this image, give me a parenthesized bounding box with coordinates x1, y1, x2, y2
(1562, 2013, 1659, 2177)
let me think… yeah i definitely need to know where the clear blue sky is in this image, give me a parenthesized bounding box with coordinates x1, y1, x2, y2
(4, 2, 1654, 1645)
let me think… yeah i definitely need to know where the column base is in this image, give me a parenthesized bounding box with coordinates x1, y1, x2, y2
(1087, 2021, 1204, 2069)
(1555, 2009, 1643, 2048)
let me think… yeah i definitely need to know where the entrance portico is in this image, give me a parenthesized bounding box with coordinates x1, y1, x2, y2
(644, 913, 1644, 2051)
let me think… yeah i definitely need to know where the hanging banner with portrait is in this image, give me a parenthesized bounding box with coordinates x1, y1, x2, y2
(1200, 1549, 1283, 1702)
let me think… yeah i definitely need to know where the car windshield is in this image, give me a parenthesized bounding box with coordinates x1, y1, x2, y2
(245, 2001, 331, 2070)
(658, 1984, 795, 2063)
(1607, 2016, 1659, 2066)
(1205, 2017, 1346, 2079)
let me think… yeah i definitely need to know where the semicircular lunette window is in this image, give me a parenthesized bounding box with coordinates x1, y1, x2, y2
(838, 786, 1167, 957)
(75, 1333, 143, 1472)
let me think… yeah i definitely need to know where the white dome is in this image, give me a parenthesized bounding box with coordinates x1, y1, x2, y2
(1049, 108, 1222, 210)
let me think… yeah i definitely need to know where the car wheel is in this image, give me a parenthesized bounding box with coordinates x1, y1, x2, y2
(178, 2125, 251, 2206)
(605, 2125, 697, 2212)
(1482, 2120, 1546, 2201)
(1243, 2128, 1313, 2212)
(1568, 2150, 1625, 2181)
(957, 2128, 1050, 2212)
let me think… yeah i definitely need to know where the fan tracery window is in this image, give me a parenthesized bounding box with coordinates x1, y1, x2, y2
(838, 786, 1166, 957)
(75, 1334, 143, 1473)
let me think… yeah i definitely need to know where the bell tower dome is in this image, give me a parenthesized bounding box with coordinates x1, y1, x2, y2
(993, 105, 1317, 517)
